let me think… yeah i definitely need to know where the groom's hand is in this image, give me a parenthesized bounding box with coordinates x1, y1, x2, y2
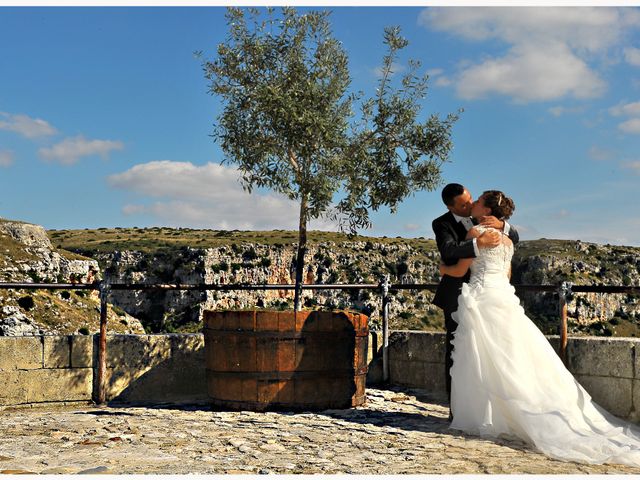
(479, 215, 505, 230)
(477, 230, 501, 248)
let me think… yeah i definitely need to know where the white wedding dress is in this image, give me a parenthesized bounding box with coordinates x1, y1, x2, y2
(450, 226, 640, 467)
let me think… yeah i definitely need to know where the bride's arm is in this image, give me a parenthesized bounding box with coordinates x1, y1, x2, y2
(439, 228, 480, 277)
(439, 258, 473, 277)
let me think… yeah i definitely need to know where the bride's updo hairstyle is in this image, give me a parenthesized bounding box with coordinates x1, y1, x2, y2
(481, 190, 515, 220)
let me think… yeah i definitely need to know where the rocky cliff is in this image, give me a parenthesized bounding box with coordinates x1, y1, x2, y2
(0, 219, 145, 335)
(49, 227, 640, 337)
(90, 240, 442, 333)
(2, 219, 639, 337)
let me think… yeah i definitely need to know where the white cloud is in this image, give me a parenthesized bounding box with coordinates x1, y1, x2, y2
(404, 223, 421, 231)
(618, 118, 640, 134)
(418, 7, 639, 103)
(38, 135, 124, 165)
(608, 101, 640, 134)
(0, 112, 57, 139)
(551, 209, 571, 219)
(622, 160, 640, 173)
(122, 204, 146, 216)
(624, 47, 640, 66)
(435, 76, 452, 87)
(0, 150, 14, 167)
(426, 68, 452, 86)
(588, 145, 614, 161)
(107, 160, 338, 230)
(455, 42, 604, 102)
(609, 101, 640, 117)
(548, 105, 586, 117)
(373, 62, 406, 78)
(420, 8, 637, 52)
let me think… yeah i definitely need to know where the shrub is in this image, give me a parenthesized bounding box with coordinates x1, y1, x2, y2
(28, 271, 43, 283)
(243, 247, 258, 261)
(211, 262, 230, 273)
(260, 257, 272, 268)
(397, 262, 409, 276)
(78, 327, 90, 335)
(18, 295, 35, 310)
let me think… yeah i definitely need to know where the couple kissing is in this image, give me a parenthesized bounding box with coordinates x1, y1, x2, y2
(430, 183, 640, 467)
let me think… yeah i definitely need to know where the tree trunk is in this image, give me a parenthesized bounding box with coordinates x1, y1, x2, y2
(294, 193, 308, 312)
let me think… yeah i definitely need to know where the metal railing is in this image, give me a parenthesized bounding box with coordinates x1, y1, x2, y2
(1, 279, 639, 404)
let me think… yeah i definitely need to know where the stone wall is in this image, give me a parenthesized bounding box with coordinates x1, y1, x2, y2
(388, 331, 640, 421)
(0, 333, 383, 408)
(2, 331, 640, 422)
(0, 334, 222, 407)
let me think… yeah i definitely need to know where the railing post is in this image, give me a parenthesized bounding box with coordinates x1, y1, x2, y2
(380, 274, 391, 383)
(558, 281, 573, 366)
(96, 281, 110, 405)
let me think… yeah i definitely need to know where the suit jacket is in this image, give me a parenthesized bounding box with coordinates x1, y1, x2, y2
(431, 211, 519, 314)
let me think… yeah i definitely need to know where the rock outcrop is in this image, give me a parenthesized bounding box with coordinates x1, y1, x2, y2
(0, 218, 145, 335)
(3, 218, 640, 337)
(91, 237, 640, 336)
(0, 220, 97, 284)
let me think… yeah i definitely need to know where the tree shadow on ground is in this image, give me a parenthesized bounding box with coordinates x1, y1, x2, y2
(71, 410, 139, 417)
(316, 406, 533, 455)
(314, 386, 534, 455)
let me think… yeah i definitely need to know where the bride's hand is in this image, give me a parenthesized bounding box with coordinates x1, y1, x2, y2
(479, 215, 505, 231)
(477, 230, 501, 248)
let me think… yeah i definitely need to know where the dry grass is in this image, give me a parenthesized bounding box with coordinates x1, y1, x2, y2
(48, 227, 437, 254)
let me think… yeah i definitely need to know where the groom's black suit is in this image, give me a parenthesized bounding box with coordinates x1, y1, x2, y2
(432, 211, 519, 405)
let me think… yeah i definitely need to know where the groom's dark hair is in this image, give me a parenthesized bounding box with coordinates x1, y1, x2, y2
(441, 183, 465, 207)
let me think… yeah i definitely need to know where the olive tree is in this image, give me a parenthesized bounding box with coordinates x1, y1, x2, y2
(202, 7, 459, 311)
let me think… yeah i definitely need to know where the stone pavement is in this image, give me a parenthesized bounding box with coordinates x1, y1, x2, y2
(1, 387, 639, 475)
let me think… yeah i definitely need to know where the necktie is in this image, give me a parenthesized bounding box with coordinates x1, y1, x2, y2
(461, 217, 474, 231)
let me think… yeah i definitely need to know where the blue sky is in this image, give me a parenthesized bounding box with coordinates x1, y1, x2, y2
(1, 6, 640, 246)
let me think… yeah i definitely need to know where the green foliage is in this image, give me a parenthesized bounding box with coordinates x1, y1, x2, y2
(28, 271, 43, 283)
(397, 261, 409, 276)
(243, 247, 258, 261)
(231, 263, 242, 272)
(211, 262, 230, 273)
(201, 7, 458, 310)
(203, 7, 352, 219)
(336, 27, 460, 233)
(18, 295, 35, 310)
(203, 8, 458, 233)
(259, 257, 272, 268)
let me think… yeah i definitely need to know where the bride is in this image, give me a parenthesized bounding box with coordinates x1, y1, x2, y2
(439, 190, 640, 467)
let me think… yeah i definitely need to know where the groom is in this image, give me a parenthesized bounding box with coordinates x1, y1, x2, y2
(432, 183, 519, 420)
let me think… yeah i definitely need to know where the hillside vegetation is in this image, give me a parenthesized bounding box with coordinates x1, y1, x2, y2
(47, 227, 640, 338)
(48, 226, 434, 254)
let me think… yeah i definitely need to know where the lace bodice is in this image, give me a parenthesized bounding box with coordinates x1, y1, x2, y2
(469, 226, 514, 288)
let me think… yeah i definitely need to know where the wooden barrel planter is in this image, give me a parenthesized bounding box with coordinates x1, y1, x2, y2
(203, 310, 369, 411)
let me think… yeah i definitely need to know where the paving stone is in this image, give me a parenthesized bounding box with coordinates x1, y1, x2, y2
(0, 388, 639, 474)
